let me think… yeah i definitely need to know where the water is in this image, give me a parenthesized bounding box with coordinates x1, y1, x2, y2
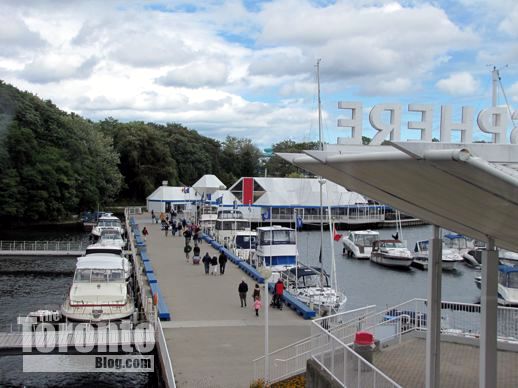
(0, 241, 158, 387)
(296, 225, 481, 310)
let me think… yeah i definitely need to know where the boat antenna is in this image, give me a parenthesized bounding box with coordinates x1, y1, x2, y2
(488, 64, 517, 127)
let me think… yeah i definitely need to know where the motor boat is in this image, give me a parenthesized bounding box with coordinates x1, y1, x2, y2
(99, 228, 126, 249)
(199, 204, 218, 237)
(91, 213, 124, 238)
(282, 264, 346, 315)
(230, 230, 257, 263)
(475, 264, 518, 306)
(85, 242, 123, 257)
(250, 226, 298, 280)
(214, 209, 251, 247)
(342, 230, 379, 259)
(370, 240, 413, 268)
(61, 257, 134, 322)
(412, 240, 464, 271)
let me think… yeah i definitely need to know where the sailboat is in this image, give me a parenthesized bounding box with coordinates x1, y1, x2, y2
(282, 60, 347, 316)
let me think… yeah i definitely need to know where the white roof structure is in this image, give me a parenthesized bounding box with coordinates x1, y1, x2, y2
(229, 177, 368, 208)
(279, 142, 518, 251)
(192, 174, 226, 194)
(146, 185, 198, 204)
(76, 256, 124, 270)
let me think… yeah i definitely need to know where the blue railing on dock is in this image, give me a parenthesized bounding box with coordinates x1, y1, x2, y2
(202, 234, 316, 319)
(131, 220, 171, 321)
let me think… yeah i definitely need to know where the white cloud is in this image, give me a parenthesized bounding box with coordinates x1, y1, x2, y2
(19, 55, 97, 84)
(156, 61, 229, 87)
(436, 72, 480, 96)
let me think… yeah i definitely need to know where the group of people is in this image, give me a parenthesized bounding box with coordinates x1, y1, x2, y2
(201, 251, 227, 275)
(238, 278, 285, 317)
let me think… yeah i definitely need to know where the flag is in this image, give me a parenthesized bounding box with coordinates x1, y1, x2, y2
(207, 193, 212, 201)
(296, 215, 304, 230)
(262, 209, 270, 221)
(333, 225, 342, 242)
(233, 200, 237, 209)
(242, 177, 254, 205)
(216, 195, 223, 205)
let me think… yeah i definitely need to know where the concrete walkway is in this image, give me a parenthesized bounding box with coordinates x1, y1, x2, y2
(134, 214, 311, 388)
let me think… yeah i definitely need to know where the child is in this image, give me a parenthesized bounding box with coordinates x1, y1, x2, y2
(253, 297, 262, 317)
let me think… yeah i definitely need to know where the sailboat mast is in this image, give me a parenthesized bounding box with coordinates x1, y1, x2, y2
(316, 59, 325, 287)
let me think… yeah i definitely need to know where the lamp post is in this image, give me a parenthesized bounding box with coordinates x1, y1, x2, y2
(259, 267, 272, 384)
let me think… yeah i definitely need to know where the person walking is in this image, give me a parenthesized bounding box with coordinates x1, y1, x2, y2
(218, 251, 227, 275)
(183, 228, 192, 245)
(273, 278, 285, 310)
(184, 244, 192, 262)
(252, 283, 261, 301)
(151, 210, 155, 223)
(253, 297, 262, 317)
(210, 255, 218, 275)
(164, 222, 169, 237)
(202, 252, 211, 274)
(142, 227, 149, 241)
(238, 279, 248, 307)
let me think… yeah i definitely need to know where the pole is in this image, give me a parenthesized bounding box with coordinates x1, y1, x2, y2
(327, 204, 337, 290)
(264, 275, 269, 384)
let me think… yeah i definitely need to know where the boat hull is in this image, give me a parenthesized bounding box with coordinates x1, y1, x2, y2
(371, 253, 413, 268)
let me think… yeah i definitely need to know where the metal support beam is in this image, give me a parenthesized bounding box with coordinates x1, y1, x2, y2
(426, 225, 442, 388)
(480, 237, 498, 388)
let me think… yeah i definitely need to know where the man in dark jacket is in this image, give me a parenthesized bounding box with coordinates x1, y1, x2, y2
(218, 252, 228, 274)
(202, 253, 211, 275)
(238, 279, 248, 307)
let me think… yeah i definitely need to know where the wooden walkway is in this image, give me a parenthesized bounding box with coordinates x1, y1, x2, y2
(133, 213, 312, 388)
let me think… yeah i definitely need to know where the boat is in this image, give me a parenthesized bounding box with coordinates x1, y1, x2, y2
(412, 240, 464, 271)
(281, 264, 346, 315)
(214, 208, 251, 247)
(475, 264, 518, 306)
(250, 225, 298, 278)
(370, 240, 413, 268)
(85, 242, 123, 257)
(80, 252, 132, 280)
(61, 257, 135, 322)
(91, 213, 124, 238)
(99, 228, 126, 249)
(199, 204, 218, 237)
(230, 230, 257, 263)
(342, 230, 380, 259)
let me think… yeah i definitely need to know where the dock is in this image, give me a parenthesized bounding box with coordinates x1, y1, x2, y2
(0, 241, 86, 256)
(133, 213, 312, 388)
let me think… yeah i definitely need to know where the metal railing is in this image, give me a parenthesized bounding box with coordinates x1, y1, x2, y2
(0, 240, 86, 253)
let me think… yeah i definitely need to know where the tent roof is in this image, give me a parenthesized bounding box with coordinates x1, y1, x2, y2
(279, 143, 518, 252)
(192, 174, 226, 193)
(146, 186, 197, 201)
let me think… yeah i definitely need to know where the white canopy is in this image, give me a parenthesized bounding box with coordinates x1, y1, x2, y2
(193, 174, 226, 194)
(76, 256, 124, 269)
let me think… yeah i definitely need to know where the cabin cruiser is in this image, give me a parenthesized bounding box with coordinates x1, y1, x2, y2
(99, 228, 126, 249)
(370, 240, 413, 268)
(412, 240, 464, 271)
(282, 264, 346, 315)
(230, 230, 257, 263)
(250, 226, 298, 280)
(199, 204, 218, 237)
(214, 209, 251, 247)
(85, 243, 123, 257)
(91, 214, 124, 238)
(61, 257, 134, 322)
(342, 230, 379, 259)
(80, 252, 132, 280)
(475, 264, 518, 306)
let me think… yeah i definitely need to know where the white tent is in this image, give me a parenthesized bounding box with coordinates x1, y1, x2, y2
(146, 184, 198, 213)
(192, 174, 226, 195)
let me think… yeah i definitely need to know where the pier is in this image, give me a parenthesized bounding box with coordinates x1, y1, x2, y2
(0, 240, 86, 256)
(132, 213, 312, 387)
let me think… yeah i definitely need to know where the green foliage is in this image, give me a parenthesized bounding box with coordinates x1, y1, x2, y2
(264, 140, 319, 177)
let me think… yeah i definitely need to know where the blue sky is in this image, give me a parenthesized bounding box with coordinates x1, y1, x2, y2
(0, 0, 517, 148)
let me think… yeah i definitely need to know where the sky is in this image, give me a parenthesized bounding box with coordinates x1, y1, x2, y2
(1, 0, 517, 149)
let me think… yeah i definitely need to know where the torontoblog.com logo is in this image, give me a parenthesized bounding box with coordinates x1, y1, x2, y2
(21, 322, 155, 373)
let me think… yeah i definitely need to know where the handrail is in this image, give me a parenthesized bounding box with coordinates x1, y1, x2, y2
(0, 240, 86, 252)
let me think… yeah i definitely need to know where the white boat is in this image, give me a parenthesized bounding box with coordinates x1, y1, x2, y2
(199, 204, 218, 236)
(85, 243, 123, 257)
(99, 228, 126, 249)
(251, 225, 297, 277)
(230, 230, 257, 263)
(412, 240, 464, 271)
(370, 240, 413, 268)
(342, 230, 379, 259)
(214, 209, 251, 247)
(283, 264, 346, 315)
(61, 257, 134, 322)
(91, 214, 124, 238)
(475, 264, 518, 306)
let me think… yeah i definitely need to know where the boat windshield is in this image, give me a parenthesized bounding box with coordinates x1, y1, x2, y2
(382, 241, 405, 249)
(74, 269, 125, 282)
(353, 234, 378, 247)
(444, 236, 471, 250)
(259, 230, 296, 245)
(98, 220, 121, 228)
(217, 210, 243, 219)
(215, 220, 249, 231)
(85, 248, 122, 255)
(500, 271, 518, 288)
(298, 273, 329, 288)
(235, 235, 257, 249)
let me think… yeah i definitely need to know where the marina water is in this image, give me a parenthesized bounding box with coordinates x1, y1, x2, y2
(0, 225, 481, 386)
